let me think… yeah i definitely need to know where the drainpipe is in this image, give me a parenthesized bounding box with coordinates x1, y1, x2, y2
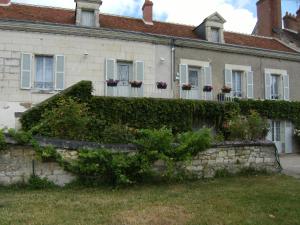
(171, 39, 175, 91)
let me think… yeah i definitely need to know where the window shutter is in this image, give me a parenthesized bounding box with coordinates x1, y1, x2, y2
(265, 73, 271, 100)
(55, 55, 65, 90)
(105, 58, 116, 96)
(225, 69, 232, 97)
(179, 64, 188, 99)
(204, 66, 213, 100)
(135, 61, 144, 97)
(247, 71, 254, 99)
(285, 121, 293, 154)
(283, 74, 290, 101)
(21, 53, 32, 89)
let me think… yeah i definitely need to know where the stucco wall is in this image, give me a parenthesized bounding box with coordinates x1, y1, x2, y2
(175, 47, 300, 101)
(0, 29, 172, 128)
(0, 141, 280, 186)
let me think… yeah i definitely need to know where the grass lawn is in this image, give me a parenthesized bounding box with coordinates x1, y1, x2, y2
(0, 175, 300, 225)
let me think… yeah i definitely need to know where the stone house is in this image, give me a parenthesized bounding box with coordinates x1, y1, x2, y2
(0, 0, 299, 153)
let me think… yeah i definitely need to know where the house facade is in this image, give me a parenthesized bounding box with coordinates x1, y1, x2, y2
(0, 0, 299, 153)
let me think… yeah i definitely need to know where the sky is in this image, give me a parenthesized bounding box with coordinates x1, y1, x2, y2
(12, 0, 299, 34)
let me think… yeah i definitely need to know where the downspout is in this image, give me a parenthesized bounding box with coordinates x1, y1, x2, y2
(171, 38, 175, 91)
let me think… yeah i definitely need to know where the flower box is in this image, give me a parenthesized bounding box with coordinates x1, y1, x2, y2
(182, 84, 192, 91)
(106, 79, 119, 87)
(156, 82, 167, 89)
(203, 85, 213, 92)
(222, 86, 232, 93)
(130, 81, 143, 88)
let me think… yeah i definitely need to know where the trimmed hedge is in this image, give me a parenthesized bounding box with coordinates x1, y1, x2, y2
(21, 81, 300, 134)
(21, 81, 93, 130)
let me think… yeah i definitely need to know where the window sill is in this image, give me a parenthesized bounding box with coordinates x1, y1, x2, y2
(30, 89, 58, 94)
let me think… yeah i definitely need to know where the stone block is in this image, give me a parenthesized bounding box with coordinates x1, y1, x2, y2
(216, 158, 224, 163)
(0, 175, 11, 185)
(255, 158, 264, 164)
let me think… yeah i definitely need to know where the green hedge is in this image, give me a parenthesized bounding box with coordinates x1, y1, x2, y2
(21, 81, 93, 130)
(20, 81, 300, 134)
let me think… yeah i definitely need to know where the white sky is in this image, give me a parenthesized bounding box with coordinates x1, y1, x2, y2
(12, 0, 258, 34)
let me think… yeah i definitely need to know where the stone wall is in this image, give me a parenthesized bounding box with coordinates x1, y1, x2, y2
(0, 141, 281, 186)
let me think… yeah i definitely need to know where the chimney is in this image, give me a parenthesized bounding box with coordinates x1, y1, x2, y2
(283, 12, 298, 31)
(0, 0, 11, 6)
(256, 0, 282, 37)
(142, 0, 153, 25)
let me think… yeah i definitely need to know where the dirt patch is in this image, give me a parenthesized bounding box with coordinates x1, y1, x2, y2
(112, 205, 191, 225)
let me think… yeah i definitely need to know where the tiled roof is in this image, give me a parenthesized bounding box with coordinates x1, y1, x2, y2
(0, 3, 296, 53)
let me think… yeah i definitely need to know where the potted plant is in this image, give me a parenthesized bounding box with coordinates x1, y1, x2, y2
(156, 81, 167, 89)
(130, 81, 143, 88)
(182, 84, 192, 91)
(203, 85, 213, 92)
(222, 86, 232, 93)
(106, 79, 119, 87)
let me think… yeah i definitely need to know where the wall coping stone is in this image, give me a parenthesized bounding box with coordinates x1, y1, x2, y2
(4, 134, 275, 152)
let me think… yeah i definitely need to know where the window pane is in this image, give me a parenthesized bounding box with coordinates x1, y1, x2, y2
(188, 70, 198, 88)
(118, 63, 131, 86)
(211, 28, 219, 42)
(232, 71, 242, 97)
(271, 74, 279, 99)
(81, 10, 95, 26)
(35, 56, 54, 90)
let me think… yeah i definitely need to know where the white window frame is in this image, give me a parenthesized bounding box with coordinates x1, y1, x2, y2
(80, 9, 95, 27)
(225, 64, 252, 99)
(211, 27, 220, 43)
(265, 68, 288, 101)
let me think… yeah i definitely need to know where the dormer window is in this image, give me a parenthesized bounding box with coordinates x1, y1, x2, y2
(81, 10, 95, 27)
(211, 27, 220, 43)
(194, 12, 226, 44)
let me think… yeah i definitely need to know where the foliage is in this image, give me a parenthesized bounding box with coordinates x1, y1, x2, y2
(0, 129, 7, 151)
(101, 124, 136, 144)
(226, 111, 269, 141)
(8, 129, 32, 145)
(20, 80, 93, 130)
(27, 175, 56, 189)
(31, 97, 91, 141)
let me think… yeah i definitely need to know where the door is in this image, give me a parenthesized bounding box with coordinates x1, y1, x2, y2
(117, 62, 131, 97)
(188, 67, 201, 100)
(271, 121, 283, 153)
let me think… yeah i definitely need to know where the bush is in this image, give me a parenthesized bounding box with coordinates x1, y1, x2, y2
(8, 129, 32, 145)
(28, 175, 56, 189)
(0, 129, 6, 151)
(31, 97, 91, 141)
(226, 111, 269, 141)
(101, 124, 136, 144)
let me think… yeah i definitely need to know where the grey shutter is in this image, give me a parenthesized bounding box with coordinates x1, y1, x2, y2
(179, 64, 188, 99)
(81, 10, 95, 26)
(280, 121, 285, 152)
(135, 61, 144, 97)
(265, 73, 271, 100)
(266, 120, 272, 141)
(247, 71, 254, 99)
(21, 53, 32, 89)
(225, 69, 232, 97)
(285, 121, 293, 154)
(105, 59, 116, 96)
(55, 55, 64, 90)
(204, 66, 213, 100)
(283, 74, 290, 101)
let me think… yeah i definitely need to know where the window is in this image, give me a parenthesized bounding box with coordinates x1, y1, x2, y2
(232, 71, 242, 97)
(211, 28, 220, 43)
(188, 67, 200, 89)
(271, 121, 281, 142)
(81, 10, 95, 27)
(117, 62, 133, 86)
(271, 74, 280, 100)
(35, 56, 54, 90)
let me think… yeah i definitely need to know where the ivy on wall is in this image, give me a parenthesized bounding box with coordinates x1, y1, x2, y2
(20, 81, 300, 136)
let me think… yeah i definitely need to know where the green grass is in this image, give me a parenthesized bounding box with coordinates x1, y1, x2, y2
(0, 175, 300, 225)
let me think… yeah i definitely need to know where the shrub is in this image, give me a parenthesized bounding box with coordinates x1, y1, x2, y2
(247, 111, 269, 140)
(31, 97, 91, 141)
(8, 129, 32, 145)
(227, 115, 248, 141)
(28, 175, 56, 189)
(101, 124, 136, 144)
(0, 129, 6, 151)
(176, 129, 212, 159)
